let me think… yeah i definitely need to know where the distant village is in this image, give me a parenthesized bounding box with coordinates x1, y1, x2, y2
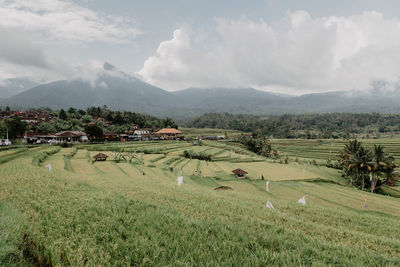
(0, 107, 225, 145)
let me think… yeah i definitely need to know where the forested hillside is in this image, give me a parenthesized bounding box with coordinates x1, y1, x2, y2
(186, 113, 400, 138)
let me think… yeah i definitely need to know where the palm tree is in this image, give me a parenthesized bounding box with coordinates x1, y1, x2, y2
(339, 140, 372, 190)
(338, 140, 366, 186)
(354, 145, 372, 190)
(370, 145, 396, 193)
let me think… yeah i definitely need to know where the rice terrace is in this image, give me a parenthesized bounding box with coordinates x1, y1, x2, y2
(1, 133, 400, 265)
(3, 0, 400, 266)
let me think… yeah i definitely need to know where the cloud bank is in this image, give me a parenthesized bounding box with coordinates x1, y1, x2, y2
(0, 0, 141, 84)
(138, 11, 400, 94)
(0, 0, 141, 44)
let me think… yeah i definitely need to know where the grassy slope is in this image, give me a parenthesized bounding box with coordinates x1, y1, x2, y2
(0, 144, 400, 265)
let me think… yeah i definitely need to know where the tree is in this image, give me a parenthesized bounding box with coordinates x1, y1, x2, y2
(37, 122, 56, 133)
(0, 120, 7, 138)
(59, 109, 68, 120)
(370, 145, 396, 193)
(339, 140, 396, 193)
(67, 107, 76, 114)
(85, 124, 103, 140)
(6, 116, 27, 139)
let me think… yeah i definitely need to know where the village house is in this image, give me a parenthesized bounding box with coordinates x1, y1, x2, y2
(1, 110, 56, 128)
(26, 131, 88, 144)
(134, 129, 151, 135)
(55, 131, 88, 142)
(156, 128, 183, 139)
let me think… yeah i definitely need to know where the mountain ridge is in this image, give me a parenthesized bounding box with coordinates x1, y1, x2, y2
(2, 62, 400, 119)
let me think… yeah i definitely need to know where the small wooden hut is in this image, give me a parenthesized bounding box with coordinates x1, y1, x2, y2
(232, 168, 248, 178)
(93, 153, 108, 161)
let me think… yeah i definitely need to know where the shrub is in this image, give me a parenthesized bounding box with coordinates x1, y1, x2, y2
(182, 150, 212, 161)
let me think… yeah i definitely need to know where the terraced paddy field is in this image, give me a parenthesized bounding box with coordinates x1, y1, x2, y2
(269, 138, 400, 164)
(1, 142, 400, 265)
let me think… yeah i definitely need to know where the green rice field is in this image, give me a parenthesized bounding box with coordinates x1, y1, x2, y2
(1, 140, 400, 265)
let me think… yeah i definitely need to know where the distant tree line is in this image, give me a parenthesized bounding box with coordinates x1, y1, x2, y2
(338, 140, 397, 193)
(0, 106, 178, 140)
(186, 113, 400, 138)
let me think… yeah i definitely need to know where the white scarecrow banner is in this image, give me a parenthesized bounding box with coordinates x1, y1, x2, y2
(177, 176, 183, 186)
(266, 200, 275, 210)
(266, 181, 270, 192)
(46, 164, 52, 171)
(297, 196, 306, 206)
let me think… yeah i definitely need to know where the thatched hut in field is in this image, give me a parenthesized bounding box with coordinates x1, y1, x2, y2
(232, 168, 248, 179)
(93, 153, 108, 161)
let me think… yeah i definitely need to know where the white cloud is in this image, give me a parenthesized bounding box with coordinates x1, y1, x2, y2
(138, 11, 400, 94)
(0, 0, 141, 85)
(0, 0, 141, 44)
(0, 28, 77, 82)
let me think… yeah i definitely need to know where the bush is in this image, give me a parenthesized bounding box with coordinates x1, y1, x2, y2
(183, 150, 212, 161)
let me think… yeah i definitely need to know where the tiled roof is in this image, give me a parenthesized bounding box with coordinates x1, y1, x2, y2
(156, 128, 182, 134)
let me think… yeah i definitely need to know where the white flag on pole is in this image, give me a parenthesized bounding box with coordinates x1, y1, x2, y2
(266, 181, 270, 192)
(46, 164, 52, 171)
(266, 200, 275, 209)
(177, 176, 183, 186)
(298, 196, 306, 206)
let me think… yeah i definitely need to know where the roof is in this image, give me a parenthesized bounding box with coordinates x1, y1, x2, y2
(103, 132, 118, 136)
(232, 168, 248, 175)
(156, 128, 182, 134)
(55, 131, 87, 137)
(93, 153, 108, 159)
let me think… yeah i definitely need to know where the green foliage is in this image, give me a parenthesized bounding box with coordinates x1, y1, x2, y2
(338, 140, 397, 193)
(236, 135, 273, 157)
(4, 116, 27, 139)
(183, 150, 212, 161)
(58, 109, 68, 120)
(0, 148, 28, 165)
(85, 124, 103, 140)
(5, 107, 177, 139)
(37, 121, 56, 133)
(63, 156, 72, 172)
(63, 148, 77, 171)
(187, 112, 400, 138)
(0, 203, 32, 266)
(31, 147, 61, 166)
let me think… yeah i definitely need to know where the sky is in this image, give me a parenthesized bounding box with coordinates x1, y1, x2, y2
(1, 0, 400, 95)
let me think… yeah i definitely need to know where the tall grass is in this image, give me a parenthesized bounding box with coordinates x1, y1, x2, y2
(0, 148, 28, 165)
(31, 147, 61, 166)
(2, 141, 400, 265)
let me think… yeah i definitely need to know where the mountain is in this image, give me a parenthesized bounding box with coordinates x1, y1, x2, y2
(1, 62, 178, 114)
(0, 77, 39, 98)
(2, 62, 400, 119)
(168, 88, 294, 118)
(171, 88, 400, 118)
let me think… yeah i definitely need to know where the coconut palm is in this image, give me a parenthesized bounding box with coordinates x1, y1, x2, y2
(370, 145, 396, 193)
(338, 140, 369, 187)
(339, 141, 396, 193)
